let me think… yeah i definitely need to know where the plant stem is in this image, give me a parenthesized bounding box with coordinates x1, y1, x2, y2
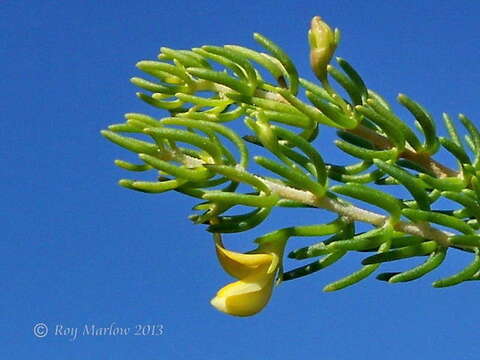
(172, 145, 454, 247)
(348, 125, 457, 178)
(260, 177, 451, 247)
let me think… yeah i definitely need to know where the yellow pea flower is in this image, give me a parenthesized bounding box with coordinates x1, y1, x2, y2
(210, 238, 285, 317)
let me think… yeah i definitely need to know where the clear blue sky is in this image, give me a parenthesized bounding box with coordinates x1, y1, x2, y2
(2, 1, 480, 358)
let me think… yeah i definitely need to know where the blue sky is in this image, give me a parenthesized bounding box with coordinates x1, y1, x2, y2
(2, 1, 480, 358)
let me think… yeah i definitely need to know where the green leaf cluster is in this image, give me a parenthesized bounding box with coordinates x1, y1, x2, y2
(102, 18, 480, 292)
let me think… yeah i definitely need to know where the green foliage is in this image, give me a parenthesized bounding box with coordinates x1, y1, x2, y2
(102, 16, 480, 294)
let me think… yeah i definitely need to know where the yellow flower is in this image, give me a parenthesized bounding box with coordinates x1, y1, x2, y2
(309, 16, 337, 81)
(210, 239, 285, 317)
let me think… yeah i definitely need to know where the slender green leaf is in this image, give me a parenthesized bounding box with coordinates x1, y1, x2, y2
(101, 130, 159, 155)
(254, 156, 325, 196)
(374, 159, 431, 210)
(282, 251, 346, 281)
(398, 94, 438, 154)
(253, 33, 299, 94)
(442, 113, 462, 146)
(388, 247, 447, 283)
(362, 241, 437, 265)
(114, 159, 151, 172)
(433, 249, 480, 287)
(207, 206, 271, 233)
(326, 64, 362, 105)
(187, 67, 253, 95)
(336, 140, 398, 161)
(331, 183, 401, 220)
(402, 208, 474, 234)
(119, 178, 187, 193)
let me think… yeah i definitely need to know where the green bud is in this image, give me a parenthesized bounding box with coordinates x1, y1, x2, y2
(309, 16, 337, 81)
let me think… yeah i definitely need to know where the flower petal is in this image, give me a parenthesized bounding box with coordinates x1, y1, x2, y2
(215, 243, 273, 279)
(210, 269, 275, 317)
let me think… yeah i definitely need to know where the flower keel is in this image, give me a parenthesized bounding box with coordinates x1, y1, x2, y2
(211, 240, 285, 316)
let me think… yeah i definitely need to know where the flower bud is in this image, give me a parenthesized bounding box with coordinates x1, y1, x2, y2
(309, 16, 337, 81)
